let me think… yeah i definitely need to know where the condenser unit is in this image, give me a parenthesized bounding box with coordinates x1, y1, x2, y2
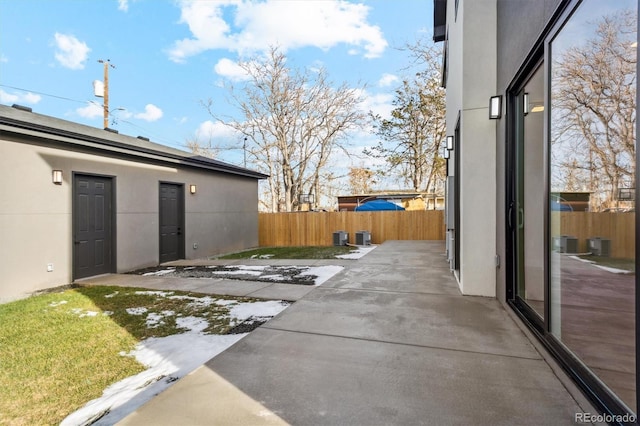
(333, 231, 349, 246)
(355, 230, 371, 246)
(553, 235, 578, 253)
(588, 237, 611, 257)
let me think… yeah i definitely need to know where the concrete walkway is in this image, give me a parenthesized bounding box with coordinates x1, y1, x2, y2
(86, 241, 595, 425)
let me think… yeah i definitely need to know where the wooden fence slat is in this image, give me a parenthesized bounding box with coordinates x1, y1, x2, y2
(260, 211, 634, 258)
(259, 210, 445, 246)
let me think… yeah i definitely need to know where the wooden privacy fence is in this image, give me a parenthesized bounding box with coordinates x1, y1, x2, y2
(259, 210, 445, 247)
(555, 212, 635, 258)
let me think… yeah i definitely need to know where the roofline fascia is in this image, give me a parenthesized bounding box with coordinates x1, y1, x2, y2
(0, 116, 269, 180)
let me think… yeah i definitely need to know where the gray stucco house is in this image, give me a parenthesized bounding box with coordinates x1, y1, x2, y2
(0, 104, 267, 302)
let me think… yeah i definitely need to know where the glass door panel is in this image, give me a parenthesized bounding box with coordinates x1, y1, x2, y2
(515, 65, 545, 319)
(549, 0, 637, 412)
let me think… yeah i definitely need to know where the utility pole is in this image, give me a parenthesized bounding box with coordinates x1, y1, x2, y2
(97, 59, 115, 129)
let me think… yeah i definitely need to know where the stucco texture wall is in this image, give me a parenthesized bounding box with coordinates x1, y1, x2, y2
(0, 136, 260, 302)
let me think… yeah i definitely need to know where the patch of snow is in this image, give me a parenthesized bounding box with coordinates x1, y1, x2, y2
(60, 298, 292, 426)
(126, 307, 148, 316)
(142, 269, 175, 277)
(104, 291, 119, 298)
(49, 300, 68, 307)
(260, 274, 288, 281)
(299, 265, 344, 286)
(593, 265, 632, 274)
(335, 245, 377, 259)
(570, 256, 632, 274)
(229, 300, 290, 321)
(60, 320, 247, 426)
(135, 291, 175, 297)
(145, 313, 165, 328)
(209, 269, 262, 276)
(80, 311, 99, 318)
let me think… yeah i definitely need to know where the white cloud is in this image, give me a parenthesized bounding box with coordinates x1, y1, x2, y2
(77, 102, 103, 119)
(134, 104, 163, 122)
(168, 0, 387, 62)
(357, 89, 394, 118)
(117, 0, 129, 12)
(0, 89, 42, 105)
(378, 73, 398, 87)
(213, 58, 250, 81)
(196, 120, 238, 141)
(53, 33, 91, 70)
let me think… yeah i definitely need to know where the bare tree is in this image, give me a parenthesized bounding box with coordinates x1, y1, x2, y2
(365, 41, 446, 193)
(551, 9, 636, 210)
(184, 134, 219, 159)
(208, 47, 366, 212)
(348, 166, 377, 194)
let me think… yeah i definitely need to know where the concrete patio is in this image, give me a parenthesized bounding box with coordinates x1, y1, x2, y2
(85, 241, 597, 425)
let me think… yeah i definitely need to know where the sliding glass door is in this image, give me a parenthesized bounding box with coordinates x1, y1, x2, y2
(508, 0, 638, 416)
(548, 0, 637, 413)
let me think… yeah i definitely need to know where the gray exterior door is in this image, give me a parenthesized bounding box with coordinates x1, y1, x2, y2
(159, 183, 184, 263)
(73, 174, 114, 279)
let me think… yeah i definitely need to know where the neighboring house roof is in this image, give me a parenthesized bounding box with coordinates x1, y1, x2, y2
(0, 104, 268, 180)
(354, 199, 406, 211)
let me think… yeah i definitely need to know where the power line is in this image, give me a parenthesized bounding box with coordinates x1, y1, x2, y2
(0, 84, 87, 104)
(0, 83, 187, 150)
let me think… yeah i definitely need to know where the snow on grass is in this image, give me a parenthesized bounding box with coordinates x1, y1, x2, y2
(60, 299, 290, 426)
(229, 300, 290, 321)
(126, 307, 148, 315)
(142, 268, 175, 277)
(251, 254, 274, 259)
(299, 265, 344, 285)
(335, 245, 377, 259)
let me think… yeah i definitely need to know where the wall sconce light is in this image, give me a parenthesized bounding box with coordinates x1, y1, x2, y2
(443, 149, 450, 159)
(189, 184, 197, 194)
(52, 170, 63, 185)
(523, 93, 530, 115)
(446, 135, 454, 150)
(489, 95, 502, 119)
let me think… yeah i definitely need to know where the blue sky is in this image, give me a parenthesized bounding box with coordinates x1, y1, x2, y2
(0, 0, 433, 167)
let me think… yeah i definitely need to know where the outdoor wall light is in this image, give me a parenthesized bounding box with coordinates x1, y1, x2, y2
(446, 135, 454, 150)
(443, 149, 450, 159)
(489, 95, 502, 119)
(52, 170, 63, 185)
(523, 93, 530, 115)
(189, 184, 197, 194)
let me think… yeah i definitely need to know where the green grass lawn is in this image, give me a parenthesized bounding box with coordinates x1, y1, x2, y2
(218, 245, 357, 259)
(0, 285, 262, 425)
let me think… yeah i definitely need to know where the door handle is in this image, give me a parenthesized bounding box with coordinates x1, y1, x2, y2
(518, 207, 524, 230)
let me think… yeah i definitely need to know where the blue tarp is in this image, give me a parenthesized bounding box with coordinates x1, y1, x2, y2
(354, 199, 405, 211)
(551, 200, 573, 211)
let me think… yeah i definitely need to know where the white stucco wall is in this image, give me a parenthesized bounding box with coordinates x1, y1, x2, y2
(445, 0, 497, 297)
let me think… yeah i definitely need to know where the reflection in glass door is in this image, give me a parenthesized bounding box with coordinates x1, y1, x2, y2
(549, 0, 636, 413)
(514, 65, 545, 320)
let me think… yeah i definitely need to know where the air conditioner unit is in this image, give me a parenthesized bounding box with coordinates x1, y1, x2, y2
(553, 235, 578, 253)
(588, 237, 611, 257)
(355, 230, 371, 246)
(333, 231, 348, 246)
